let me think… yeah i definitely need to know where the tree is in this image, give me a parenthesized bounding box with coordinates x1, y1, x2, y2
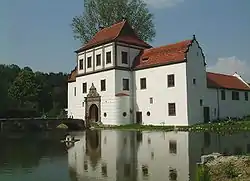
(71, 0, 155, 44)
(8, 69, 40, 107)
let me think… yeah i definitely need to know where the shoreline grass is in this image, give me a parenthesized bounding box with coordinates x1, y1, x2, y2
(92, 118, 250, 133)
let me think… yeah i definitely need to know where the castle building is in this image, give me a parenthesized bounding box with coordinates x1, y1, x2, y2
(67, 20, 250, 126)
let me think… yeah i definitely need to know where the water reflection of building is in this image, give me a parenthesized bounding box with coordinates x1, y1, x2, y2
(68, 130, 250, 181)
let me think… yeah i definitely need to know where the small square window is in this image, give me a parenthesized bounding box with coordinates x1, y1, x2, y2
(122, 51, 128, 64)
(87, 57, 92, 68)
(101, 79, 106, 91)
(79, 59, 83, 70)
(140, 78, 147, 89)
(193, 78, 196, 85)
(169, 140, 177, 154)
(168, 103, 176, 116)
(122, 79, 129, 90)
(167, 74, 175, 87)
(106, 52, 111, 64)
(169, 168, 177, 181)
(142, 165, 148, 177)
(150, 97, 153, 104)
(96, 54, 101, 66)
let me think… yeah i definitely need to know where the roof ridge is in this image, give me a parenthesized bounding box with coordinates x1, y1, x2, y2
(144, 39, 192, 52)
(207, 72, 236, 78)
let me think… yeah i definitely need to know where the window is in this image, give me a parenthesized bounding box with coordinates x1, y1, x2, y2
(104, 112, 107, 117)
(82, 102, 84, 107)
(169, 140, 177, 154)
(150, 97, 153, 104)
(232, 91, 239, 100)
(96, 54, 101, 66)
(168, 74, 175, 87)
(193, 78, 196, 85)
(84, 161, 88, 171)
(147, 111, 151, 116)
(221, 90, 226, 100)
(245, 92, 249, 101)
(123, 112, 127, 117)
(87, 57, 92, 68)
(79, 59, 83, 70)
(168, 103, 176, 116)
(74, 87, 76, 96)
(122, 51, 128, 64)
(140, 78, 146, 89)
(122, 78, 129, 90)
(101, 79, 106, 91)
(106, 51, 111, 64)
(82, 83, 87, 93)
(200, 99, 203, 106)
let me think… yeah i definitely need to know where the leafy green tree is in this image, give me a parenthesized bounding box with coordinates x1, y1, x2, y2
(71, 0, 155, 43)
(8, 69, 40, 107)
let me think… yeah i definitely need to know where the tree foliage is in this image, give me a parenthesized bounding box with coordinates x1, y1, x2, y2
(71, 0, 156, 44)
(0, 64, 68, 118)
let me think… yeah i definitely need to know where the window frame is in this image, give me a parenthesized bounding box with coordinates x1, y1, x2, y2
(87, 57, 92, 68)
(140, 78, 147, 90)
(106, 51, 111, 64)
(79, 59, 84, 70)
(167, 74, 175, 87)
(96, 54, 101, 66)
(221, 90, 226, 100)
(101, 79, 106, 91)
(232, 91, 240, 100)
(121, 51, 128, 64)
(245, 92, 249, 101)
(168, 103, 176, 116)
(122, 78, 129, 91)
(82, 82, 87, 93)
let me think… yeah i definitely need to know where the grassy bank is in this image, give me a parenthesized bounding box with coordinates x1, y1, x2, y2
(197, 155, 250, 181)
(93, 117, 250, 133)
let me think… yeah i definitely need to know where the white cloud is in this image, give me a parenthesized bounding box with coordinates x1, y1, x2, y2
(207, 56, 250, 82)
(144, 0, 184, 8)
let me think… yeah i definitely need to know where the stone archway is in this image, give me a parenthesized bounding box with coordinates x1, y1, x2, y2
(85, 83, 101, 126)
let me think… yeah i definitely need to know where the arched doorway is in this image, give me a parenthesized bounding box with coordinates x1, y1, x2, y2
(89, 104, 98, 122)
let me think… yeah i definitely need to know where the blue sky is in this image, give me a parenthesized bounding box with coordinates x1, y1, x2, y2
(1, 0, 250, 80)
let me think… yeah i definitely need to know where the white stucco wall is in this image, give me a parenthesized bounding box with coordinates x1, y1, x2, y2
(116, 44, 141, 68)
(186, 40, 207, 125)
(205, 88, 250, 121)
(134, 63, 188, 126)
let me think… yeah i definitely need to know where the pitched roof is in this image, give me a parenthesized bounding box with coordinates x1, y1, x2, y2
(68, 67, 77, 82)
(76, 20, 151, 53)
(132, 39, 192, 69)
(207, 72, 250, 90)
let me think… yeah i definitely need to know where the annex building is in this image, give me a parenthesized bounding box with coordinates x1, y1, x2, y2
(67, 20, 250, 126)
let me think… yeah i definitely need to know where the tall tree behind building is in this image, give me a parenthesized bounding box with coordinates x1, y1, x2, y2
(71, 0, 156, 44)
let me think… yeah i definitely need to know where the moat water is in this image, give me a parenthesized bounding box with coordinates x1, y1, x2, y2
(0, 130, 250, 181)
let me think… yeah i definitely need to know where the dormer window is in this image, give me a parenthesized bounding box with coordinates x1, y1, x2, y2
(87, 57, 92, 68)
(142, 57, 149, 62)
(122, 51, 128, 64)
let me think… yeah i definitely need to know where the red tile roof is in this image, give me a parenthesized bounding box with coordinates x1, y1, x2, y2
(133, 39, 192, 69)
(68, 67, 77, 82)
(207, 72, 250, 90)
(76, 20, 151, 53)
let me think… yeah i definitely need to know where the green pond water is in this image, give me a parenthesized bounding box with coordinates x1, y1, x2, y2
(0, 130, 250, 181)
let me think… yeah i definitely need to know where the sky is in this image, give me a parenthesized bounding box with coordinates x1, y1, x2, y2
(0, 0, 250, 80)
